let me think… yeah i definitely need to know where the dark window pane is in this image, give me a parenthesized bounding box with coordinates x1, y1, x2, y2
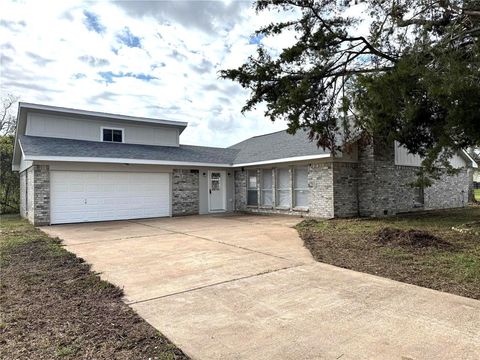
(112, 129, 123, 142)
(247, 190, 257, 205)
(103, 129, 113, 142)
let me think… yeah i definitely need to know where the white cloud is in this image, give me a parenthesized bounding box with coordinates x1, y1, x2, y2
(0, 0, 296, 147)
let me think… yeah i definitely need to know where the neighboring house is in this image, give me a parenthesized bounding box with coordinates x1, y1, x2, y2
(474, 170, 480, 185)
(12, 103, 478, 225)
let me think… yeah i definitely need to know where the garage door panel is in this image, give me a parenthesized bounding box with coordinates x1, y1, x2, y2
(50, 171, 171, 224)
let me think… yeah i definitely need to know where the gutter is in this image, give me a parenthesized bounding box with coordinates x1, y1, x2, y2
(22, 153, 333, 168)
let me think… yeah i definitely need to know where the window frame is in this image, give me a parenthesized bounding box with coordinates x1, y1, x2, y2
(101, 126, 125, 143)
(246, 170, 258, 206)
(293, 165, 309, 209)
(261, 169, 273, 207)
(413, 185, 424, 208)
(275, 167, 290, 208)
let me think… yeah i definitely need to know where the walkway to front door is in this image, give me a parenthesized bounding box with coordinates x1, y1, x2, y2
(41, 214, 480, 360)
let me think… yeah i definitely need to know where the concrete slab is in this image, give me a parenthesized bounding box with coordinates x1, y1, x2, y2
(185, 225, 313, 263)
(61, 232, 296, 304)
(227, 214, 303, 228)
(133, 215, 251, 232)
(133, 262, 480, 360)
(41, 214, 480, 360)
(41, 220, 173, 245)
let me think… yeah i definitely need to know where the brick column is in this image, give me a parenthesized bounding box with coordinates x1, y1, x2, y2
(234, 170, 247, 211)
(33, 165, 50, 226)
(172, 169, 199, 216)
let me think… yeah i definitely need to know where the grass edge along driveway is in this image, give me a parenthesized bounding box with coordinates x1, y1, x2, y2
(0, 215, 190, 360)
(297, 206, 480, 300)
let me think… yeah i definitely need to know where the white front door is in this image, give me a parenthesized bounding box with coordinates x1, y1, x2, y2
(208, 170, 226, 212)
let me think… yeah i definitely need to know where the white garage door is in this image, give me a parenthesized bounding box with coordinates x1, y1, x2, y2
(50, 171, 170, 224)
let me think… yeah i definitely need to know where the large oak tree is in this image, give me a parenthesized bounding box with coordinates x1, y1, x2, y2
(221, 0, 480, 184)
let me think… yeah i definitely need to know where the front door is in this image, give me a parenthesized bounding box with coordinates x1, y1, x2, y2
(208, 171, 226, 212)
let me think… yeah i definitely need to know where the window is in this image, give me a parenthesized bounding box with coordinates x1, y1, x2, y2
(247, 171, 258, 206)
(294, 166, 309, 208)
(413, 186, 424, 207)
(102, 128, 123, 143)
(211, 172, 221, 191)
(261, 170, 273, 206)
(276, 168, 290, 207)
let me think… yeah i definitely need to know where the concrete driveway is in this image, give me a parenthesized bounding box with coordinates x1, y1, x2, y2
(41, 214, 480, 360)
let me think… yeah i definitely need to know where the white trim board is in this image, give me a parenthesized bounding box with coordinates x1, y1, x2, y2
(462, 150, 478, 168)
(100, 126, 125, 143)
(24, 155, 232, 168)
(23, 153, 332, 168)
(234, 154, 331, 167)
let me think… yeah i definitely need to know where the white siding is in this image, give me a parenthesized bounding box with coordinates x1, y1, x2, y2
(474, 170, 480, 182)
(26, 112, 179, 146)
(395, 141, 467, 168)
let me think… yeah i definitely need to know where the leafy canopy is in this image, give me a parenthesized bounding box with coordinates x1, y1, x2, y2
(0, 94, 19, 213)
(221, 0, 480, 182)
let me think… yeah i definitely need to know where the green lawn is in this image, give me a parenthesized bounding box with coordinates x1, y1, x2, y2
(297, 206, 480, 300)
(475, 188, 480, 201)
(0, 215, 189, 360)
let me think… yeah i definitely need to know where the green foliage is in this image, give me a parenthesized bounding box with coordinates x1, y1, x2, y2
(0, 135, 19, 214)
(221, 0, 480, 183)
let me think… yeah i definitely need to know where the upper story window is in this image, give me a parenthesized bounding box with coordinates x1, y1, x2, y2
(102, 127, 124, 143)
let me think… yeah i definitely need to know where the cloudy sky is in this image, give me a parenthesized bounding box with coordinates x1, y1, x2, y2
(0, 0, 299, 147)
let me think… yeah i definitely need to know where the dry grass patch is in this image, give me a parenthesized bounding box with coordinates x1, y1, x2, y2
(0, 215, 189, 360)
(296, 206, 480, 300)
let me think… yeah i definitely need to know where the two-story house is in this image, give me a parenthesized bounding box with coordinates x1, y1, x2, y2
(12, 103, 477, 225)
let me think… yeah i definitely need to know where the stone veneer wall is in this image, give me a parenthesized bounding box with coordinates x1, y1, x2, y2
(357, 140, 397, 217)
(357, 139, 472, 216)
(33, 165, 50, 225)
(425, 169, 470, 209)
(231, 143, 472, 219)
(172, 169, 199, 216)
(357, 141, 376, 216)
(393, 165, 422, 213)
(234, 170, 247, 211)
(332, 162, 359, 217)
(308, 163, 334, 218)
(22, 165, 51, 226)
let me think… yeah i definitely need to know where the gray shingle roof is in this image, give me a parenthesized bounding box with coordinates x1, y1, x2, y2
(19, 130, 330, 166)
(229, 129, 329, 164)
(20, 135, 239, 164)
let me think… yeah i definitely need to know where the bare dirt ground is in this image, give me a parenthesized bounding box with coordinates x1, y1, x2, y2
(297, 206, 480, 300)
(0, 215, 189, 360)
